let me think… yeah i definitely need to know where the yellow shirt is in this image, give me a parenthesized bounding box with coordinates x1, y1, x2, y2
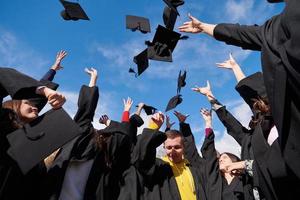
(162, 156, 197, 200)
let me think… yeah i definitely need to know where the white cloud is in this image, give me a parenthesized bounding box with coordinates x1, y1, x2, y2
(214, 130, 241, 157)
(0, 28, 49, 77)
(224, 0, 276, 24)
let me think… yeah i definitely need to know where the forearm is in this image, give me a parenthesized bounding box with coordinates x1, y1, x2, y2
(232, 65, 246, 83)
(89, 76, 97, 87)
(41, 69, 56, 81)
(201, 23, 217, 37)
(213, 23, 262, 50)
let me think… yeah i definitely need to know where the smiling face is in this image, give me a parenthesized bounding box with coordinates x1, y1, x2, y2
(164, 131, 184, 164)
(19, 100, 38, 122)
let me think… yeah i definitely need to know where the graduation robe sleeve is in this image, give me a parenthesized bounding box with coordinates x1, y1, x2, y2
(213, 23, 263, 51)
(200, 130, 223, 200)
(215, 106, 251, 146)
(133, 128, 166, 178)
(180, 122, 205, 169)
(73, 85, 99, 129)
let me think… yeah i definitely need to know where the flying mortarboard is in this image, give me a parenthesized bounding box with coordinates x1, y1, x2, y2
(60, 0, 90, 21)
(142, 104, 157, 115)
(129, 49, 149, 77)
(146, 25, 182, 62)
(177, 70, 186, 94)
(165, 94, 183, 112)
(6, 108, 81, 174)
(126, 15, 151, 34)
(163, 6, 178, 30)
(267, 0, 283, 3)
(162, 0, 185, 16)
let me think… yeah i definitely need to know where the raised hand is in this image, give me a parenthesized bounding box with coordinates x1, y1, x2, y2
(40, 87, 66, 109)
(216, 53, 239, 70)
(166, 115, 175, 129)
(200, 108, 212, 128)
(51, 50, 67, 71)
(178, 13, 203, 33)
(149, 112, 165, 130)
(173, 110, 189, 123)
(99, 114, 110, 126)
(135, 102, 145, 116)
(85, 67, 98, 87)
(192, 80, 214, 101)
(123, 97, 133, 112)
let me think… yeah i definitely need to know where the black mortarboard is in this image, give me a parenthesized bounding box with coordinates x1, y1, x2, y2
(163, 6, 178, 30)
(130, 49, 149, 76)
(6, 108, 81, 174)
(177, 70, 186, 94)
(162, 0, 184, 16)
(126, 15, 151, 34)
(235, 72, 267, 109)
(165, 94, 183, 112)
(143, 104, 157, 115)
(60, 0, 90, 21)
(146, 25, 182, 62)
(267, 0, 283, 3)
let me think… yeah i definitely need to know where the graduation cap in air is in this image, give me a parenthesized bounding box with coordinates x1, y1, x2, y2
(142, 104, 157, 115)
(177, 70, 186, 94)
(60, 0, 90, 21)
(165, 94, 183, 112)
(163, 6, 178, 30)
(267, 0, 283, 2)
(162, 0, 184, 16)
(6, 108, 81, 174)
(129, 49, 149, 77)
(126, 15, 151, 34)
(235, 72, 267, 110)
(146, 25, 184, 62)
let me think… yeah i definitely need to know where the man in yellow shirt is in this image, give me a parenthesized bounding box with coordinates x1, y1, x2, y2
(133, 112, 207, 200)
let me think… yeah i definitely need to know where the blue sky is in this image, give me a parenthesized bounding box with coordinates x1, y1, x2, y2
(0, 0, 285, 155)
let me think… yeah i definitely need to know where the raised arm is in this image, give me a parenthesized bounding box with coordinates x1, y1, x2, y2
(122, 97, 133, 122)
(216, 53, 246, 83)
(199, 108, 222, 200)
(73, 68, 99, 128)
(174, 110, 204, 168)
(133, 113, 165, 176)
(41, 50, 67, 81)
(179, 13, 263, 51)
(192, 81, 250, 145)
(165, 115, 175, 132)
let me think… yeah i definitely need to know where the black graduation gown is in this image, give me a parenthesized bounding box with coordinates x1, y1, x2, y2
(200, 130, 253, 200)
(213, 0, 300, 180)
(45, 85, 132, 200)
(128, 128, 207, 200)
(0, 67, 47, 200)
(215, 105, 300, 200)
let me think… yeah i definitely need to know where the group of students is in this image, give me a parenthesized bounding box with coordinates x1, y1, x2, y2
(1, 0, 300, 199)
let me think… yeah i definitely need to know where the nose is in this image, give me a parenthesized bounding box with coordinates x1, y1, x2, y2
(31, 106, 38, 112)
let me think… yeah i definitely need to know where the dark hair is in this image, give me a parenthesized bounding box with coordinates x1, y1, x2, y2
(93, 129, 112, 168)
(249, 97, 271, 129)
(220, 152, 241, 162)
